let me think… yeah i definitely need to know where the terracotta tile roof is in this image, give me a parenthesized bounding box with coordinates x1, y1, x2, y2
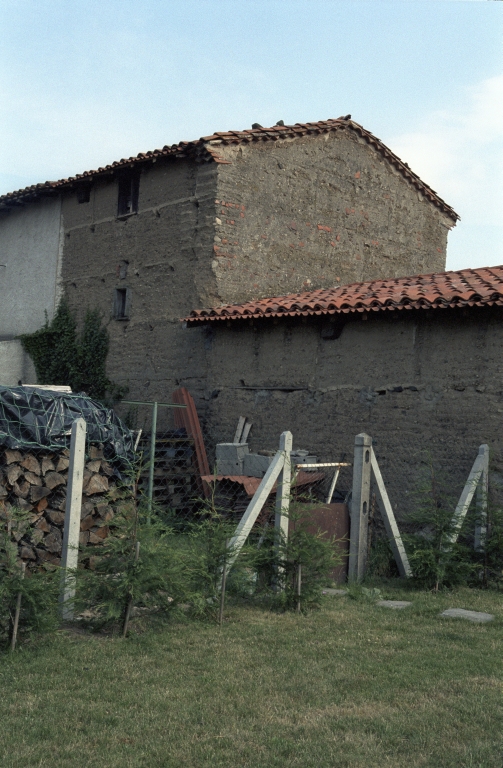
(0, 117, 458, 220)
(183, 266, 503, 325)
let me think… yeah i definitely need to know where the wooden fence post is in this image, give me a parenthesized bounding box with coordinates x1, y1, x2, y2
(60, 418, 86, 620)
(147, 401, 158, 523)
(348, 433, 372, 581)
(275, 431, 293, 543)
(275, 430, 293, 590)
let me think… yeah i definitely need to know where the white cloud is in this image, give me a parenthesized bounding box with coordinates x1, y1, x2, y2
(390, 74, 503, 227)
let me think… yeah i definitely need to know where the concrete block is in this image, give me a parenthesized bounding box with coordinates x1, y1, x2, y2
(290, 451, 318, 465)
(216, 443, 249, 461)
(216, 443, 249, 475)
(216, 459, 243, 476)
(377, 600, 412, 609)
(441, 608, 494, 623)
(243, 453, 273, 477)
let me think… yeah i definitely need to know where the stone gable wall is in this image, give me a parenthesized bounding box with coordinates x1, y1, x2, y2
(57, 131, 456, 408)
(213, 131, 453, 304)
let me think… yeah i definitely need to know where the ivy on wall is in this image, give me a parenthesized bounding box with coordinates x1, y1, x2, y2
(20, 300, 126, 403)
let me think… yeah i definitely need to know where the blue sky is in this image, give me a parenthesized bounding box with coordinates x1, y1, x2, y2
(1, 0, 501, 270)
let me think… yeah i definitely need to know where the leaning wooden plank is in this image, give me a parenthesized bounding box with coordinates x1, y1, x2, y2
(326, 467, 340, 504)
(446, 446, 487, 547)
(233, 416, 246, 444)
(241, 420, 252, 444)
(474, 445, 489, 551)
(226, 451, 285, 570)
(370, 449, 412, 578)
(300, 462, 351, 469)
(172, 387, 210, 481)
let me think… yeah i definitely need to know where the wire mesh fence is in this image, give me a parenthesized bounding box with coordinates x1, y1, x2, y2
(191, 461, 350, 529)
(117, 401, 202, 525)
(116, 398, 354, 530)
(0, 385, 353, 570)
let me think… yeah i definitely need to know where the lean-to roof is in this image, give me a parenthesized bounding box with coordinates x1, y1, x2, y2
(183, 265, 503, 325)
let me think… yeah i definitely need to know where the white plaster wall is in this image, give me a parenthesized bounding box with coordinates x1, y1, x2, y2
(0, 339, 37, 385)
(0, 196, 62, 336)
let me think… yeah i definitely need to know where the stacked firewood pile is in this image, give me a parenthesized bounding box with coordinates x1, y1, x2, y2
(0, 445, 125, 568)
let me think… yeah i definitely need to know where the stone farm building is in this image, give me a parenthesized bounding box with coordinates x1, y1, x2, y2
(184, 265, 503, 514)
(0, 116, 501, 509)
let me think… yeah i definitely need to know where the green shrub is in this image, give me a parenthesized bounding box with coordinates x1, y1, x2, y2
(75, 502, 191, 631)
(464, 498, 503, 589)
(20, 299, 126, 403)
(253, 504, 344, 611)
(0, 507, 60, 650)
(405, 455, 480, 590)
(367, 534, 398, 579)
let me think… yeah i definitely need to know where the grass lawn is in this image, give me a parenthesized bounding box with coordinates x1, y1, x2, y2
(0, 584, 501, 768)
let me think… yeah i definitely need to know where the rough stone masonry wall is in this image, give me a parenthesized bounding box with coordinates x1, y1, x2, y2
(60, 158, 218, 411)
(58, 131, 457, 412)
(212, 130, 455, 304)
(199, 306, 503, 518)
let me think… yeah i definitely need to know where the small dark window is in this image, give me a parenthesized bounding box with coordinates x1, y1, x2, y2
(117, 174, 140, 216)
(118, 260, 129, 280)
(77, 185, 91, 204)
(114, 288, 131, 319)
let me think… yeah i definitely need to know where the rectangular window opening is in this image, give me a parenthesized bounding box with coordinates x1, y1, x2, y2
(117, 175, 140, 217)
(77, 185, 91, 204)
(114, 288, 130, 320)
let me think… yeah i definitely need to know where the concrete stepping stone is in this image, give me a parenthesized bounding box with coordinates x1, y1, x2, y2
(441, 608, 494, 623)
(377, 600, 412, 609)
(322, 588, 348, 596)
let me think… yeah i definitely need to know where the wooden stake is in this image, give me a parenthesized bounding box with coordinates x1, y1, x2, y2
(147, 401, 158, 524)
(122, 541, 141, 638)
(233, 416, 246, 444)
(10, 562, 26, 652)
(218, 549, 228, 627)
(326, 466, 341, 504)
(296, 563, 302, 614)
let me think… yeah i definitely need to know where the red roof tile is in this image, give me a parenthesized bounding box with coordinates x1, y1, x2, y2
(183, 266, 503, 324)
(0, 117, 458, 220)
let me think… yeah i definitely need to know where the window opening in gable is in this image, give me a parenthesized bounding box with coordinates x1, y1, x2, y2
(117, 174, 140, 216)
(114, 287, 131, 320)
(77, 185, 92, 204)
(118, 260, 129, 280)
